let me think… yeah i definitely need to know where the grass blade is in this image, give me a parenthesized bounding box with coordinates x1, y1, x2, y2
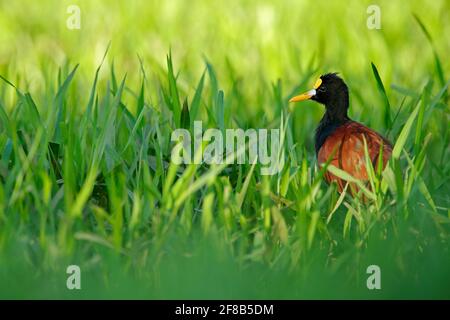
(371, 62, 392, 128)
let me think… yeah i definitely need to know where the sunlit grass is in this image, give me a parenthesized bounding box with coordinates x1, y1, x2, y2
(0, 0, 449, 299)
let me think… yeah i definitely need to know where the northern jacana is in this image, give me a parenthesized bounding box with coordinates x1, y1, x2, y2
(289, 73, 392, 194)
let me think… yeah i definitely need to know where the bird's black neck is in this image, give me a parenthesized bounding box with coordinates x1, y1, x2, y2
(314, 102, 349, 154)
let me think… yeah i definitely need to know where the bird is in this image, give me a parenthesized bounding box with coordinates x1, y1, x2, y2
(289, 73, 392, 195)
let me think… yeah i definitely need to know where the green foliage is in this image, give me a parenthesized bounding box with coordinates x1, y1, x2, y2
(0, 0, 449, 299)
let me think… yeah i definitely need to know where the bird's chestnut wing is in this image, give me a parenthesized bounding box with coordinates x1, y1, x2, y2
(318, 121, 392, 191)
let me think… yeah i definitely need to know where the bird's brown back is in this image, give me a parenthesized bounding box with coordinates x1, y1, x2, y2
(317, 121, 392, 193)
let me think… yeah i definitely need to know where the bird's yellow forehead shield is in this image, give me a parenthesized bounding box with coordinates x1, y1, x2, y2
(313, 78, 322, 89)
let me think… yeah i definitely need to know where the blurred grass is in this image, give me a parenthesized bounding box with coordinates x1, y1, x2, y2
(0, 0, 449, 299)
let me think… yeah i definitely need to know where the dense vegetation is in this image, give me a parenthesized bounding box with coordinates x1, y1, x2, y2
(0, 0, 448, 298)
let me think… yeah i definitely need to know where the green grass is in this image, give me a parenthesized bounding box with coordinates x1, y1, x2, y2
(0, 0, 449, 299)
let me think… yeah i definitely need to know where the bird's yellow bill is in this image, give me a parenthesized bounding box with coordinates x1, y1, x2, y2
(289, 77, 322, 103)
(289, 89, 316, 102)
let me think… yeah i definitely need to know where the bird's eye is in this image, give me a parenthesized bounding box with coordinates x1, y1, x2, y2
(318, 86, 326, 93)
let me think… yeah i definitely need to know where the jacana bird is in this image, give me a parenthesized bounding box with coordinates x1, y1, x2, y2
(289, 73, 392, 195)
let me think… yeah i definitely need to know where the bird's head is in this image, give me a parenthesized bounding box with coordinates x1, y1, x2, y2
(290, 73, 349, 120)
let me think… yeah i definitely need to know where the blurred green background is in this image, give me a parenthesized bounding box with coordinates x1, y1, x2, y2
(0, 0, 449, 143)
(0, 0, 449, 299)
(1, 0, 448, 96)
